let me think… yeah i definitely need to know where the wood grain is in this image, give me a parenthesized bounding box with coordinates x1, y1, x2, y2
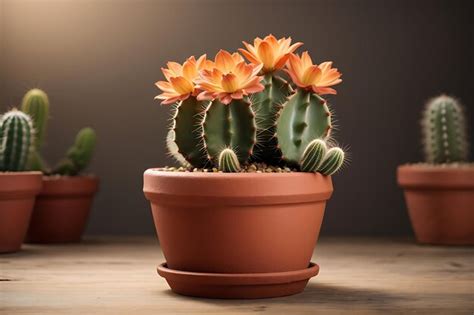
(1, 237, 473, 314)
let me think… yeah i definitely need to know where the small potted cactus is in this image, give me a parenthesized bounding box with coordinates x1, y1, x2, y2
(397, 95, 473, 245)
(0, 109, 43, 253)
(144, 35, 346, 298)
(20, 89, 99, 243)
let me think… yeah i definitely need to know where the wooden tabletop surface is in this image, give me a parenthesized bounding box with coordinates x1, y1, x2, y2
(1, 237, 472, 315)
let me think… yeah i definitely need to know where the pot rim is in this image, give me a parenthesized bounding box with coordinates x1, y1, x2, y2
(0, 171, 43, 199)
(397, 164, 474, 189)
(143, 168, 333, 206)
(39, 175, 99, 196)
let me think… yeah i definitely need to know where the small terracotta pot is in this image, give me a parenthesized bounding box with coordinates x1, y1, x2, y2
(144, 170, 333, 298)
(26, 176, 99, 243)
(397, 165, 474, 245)
(0, 172, 43, 253)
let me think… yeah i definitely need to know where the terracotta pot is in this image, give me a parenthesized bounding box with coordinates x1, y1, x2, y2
(143, 170, 333, 298)
(397, 165, 474, 245)
(26, 176, 99, 243)
(0, 172, 43, 253)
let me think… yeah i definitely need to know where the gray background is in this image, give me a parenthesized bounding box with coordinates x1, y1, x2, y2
(1, 0, 472, 236)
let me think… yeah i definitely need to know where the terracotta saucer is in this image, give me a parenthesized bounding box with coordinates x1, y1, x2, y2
(157, 262, 319, 299)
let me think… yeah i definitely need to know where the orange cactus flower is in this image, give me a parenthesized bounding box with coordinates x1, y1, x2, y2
(195, 50, 264, 105)
(155, 54, 214, 105)
(286, 52, 342, 95)
(239, 34, 303, 73)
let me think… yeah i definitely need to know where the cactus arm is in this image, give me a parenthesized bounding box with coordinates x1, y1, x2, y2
(300, 139, 327, 172)
(318, 147, 345, 175)
(218, 148, 241, 172)
(423, 96, 468, 163)
(252, 74, 292, 163)
(276, 89, 331, 164)
(0, 110, 34, 172)
(52, 127, 96, 175)
(203, 99, 256, 164)
(172, 98, 209, 168)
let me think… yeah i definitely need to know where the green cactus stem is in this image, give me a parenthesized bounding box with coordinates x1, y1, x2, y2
(318, 147, 345, 175)
(0, 110, 34, 172)
(53, 127, 96, 175)
(218, 148, 241, 172)
(276, 88, 332, 165)
(251, 74, 292, 163)
(300, 139, 327, 172)
(21, 88, 49, 171)
(166, 129, 189, 167)
(203, 99, 257, 164)
(171, 97, 209, 168)
(422, 95, 468, 163)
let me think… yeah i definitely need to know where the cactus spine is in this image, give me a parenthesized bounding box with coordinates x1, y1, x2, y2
(203, 99, 257, 164)
(422, 95, 468, 163)
(20, 88, 97, 175)
(252, 74, 292, 163)
(318, 147, 345, 175)
(218, 148, 241, 172)
(21, 89, 49, 171)
(0, 110, 34, 172)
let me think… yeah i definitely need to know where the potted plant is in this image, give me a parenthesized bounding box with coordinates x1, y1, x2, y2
(20, 89, 99, 243)
(144, 35, 346, 299)
(397, 95, 473, 245)
(0, 109, 43, 253)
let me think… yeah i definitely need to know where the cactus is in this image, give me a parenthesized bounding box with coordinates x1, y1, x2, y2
(21, 88, 49, 171)
(218, 148, 241, 172)
(170, 98, 209, 168)
(276, 88, 332, 164)
(20, 88, 97, 175)
(166, 129, 189, 167)
(203, 99, 257, 164)
(300, 139, 327, 172)
(422, 95, 468, 163)
(318, 147, 345, 175)
(251, 74, 292, 163)
(0, 109, 34, 172)
(53, 128, 96, 176)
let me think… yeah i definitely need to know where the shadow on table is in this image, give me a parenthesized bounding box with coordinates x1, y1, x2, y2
(160, 282, 412, 307)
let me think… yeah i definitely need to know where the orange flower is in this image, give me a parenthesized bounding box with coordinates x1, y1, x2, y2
(239, 34, 303, 73)
(286, 52, 342, 95)
(155, 55, 214, 105)
(195, 50, 264, 104)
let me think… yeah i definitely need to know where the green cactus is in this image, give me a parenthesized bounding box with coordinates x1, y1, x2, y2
(0, 109, 34, 172)
(203, 99, 257, 164)
(251, 74, 292, 163)
(422, 95, 469, 163)
(318, 147, 345, 175)
(300, 139, 327, 172)
(218, 148, 241, 172)
(166, 129, 189, 167)
(21, 88, 49, 171)
(276, 88, 332, 164)
(20, 88, 97, 175)
(53, 128, 96, 176)
(170, 98, 209, 168)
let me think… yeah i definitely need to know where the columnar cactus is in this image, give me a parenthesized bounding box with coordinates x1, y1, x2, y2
(21, 88, 97, 175)
(21, 89, 49, 171)
(154, 35, 347, 175)
(0, 110, 34, 172)
(422, 95, 468, 163)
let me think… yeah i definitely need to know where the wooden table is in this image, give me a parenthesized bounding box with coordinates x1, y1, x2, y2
(1, 237, 473, 314)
